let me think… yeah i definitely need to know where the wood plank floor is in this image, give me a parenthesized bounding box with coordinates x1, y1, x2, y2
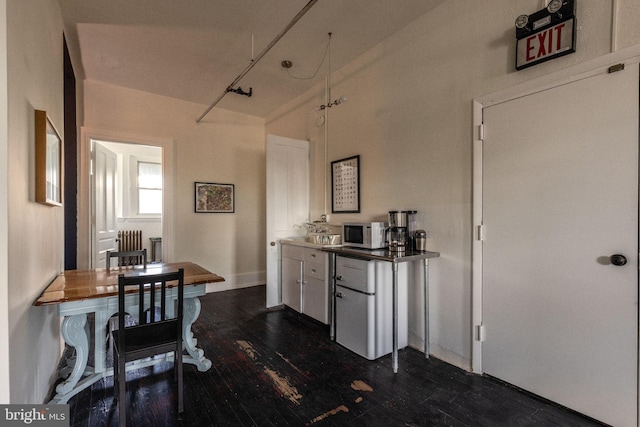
(64, 285, 605, 426)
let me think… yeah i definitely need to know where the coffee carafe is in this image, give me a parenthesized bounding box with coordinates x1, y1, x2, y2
(387, 210, 417, 252)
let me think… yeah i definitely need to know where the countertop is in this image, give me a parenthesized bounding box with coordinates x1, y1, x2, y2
(322, 246, 440, 263)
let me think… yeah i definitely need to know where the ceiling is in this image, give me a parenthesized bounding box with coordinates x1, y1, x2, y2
(58, 0, 446, 120)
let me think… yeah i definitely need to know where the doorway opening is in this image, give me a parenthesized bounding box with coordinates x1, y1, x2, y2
(92, 139, 163, 268)
(78, 128, 174, 269)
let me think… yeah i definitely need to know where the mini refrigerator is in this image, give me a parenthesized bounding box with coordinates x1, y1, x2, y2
(335, 256, 407, 360)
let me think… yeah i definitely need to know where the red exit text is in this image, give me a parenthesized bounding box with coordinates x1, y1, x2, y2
(516, 19, 575, 70)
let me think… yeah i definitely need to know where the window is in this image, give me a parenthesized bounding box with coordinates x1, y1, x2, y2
(137, 161, 162, 215)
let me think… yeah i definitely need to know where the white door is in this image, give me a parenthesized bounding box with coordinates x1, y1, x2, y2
(482, 64, 638, 426)
(93, 142, 118, 267)
(266, 135, 309, 307)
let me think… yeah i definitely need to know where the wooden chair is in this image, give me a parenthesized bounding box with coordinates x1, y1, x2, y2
(106, 249, 147, 271)
(105, 249, 148, 349)
(112, 268, 185, 426)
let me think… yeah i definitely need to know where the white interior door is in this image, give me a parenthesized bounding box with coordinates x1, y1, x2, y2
(482, 64, 638, 426)
(93, 142, 118, 267)
(266, 135, 309, 308)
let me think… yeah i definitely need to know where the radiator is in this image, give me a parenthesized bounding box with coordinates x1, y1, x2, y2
(117, 230, 143, 264)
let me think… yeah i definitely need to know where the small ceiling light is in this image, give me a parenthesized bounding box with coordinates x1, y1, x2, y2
(281, 60, 293, 69)
(515, 14, 529, 29)
(547, 0, 563, 14)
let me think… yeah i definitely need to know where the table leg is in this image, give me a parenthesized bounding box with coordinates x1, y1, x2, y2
(53, 314, 89, 397)
(392, 262, 399, 373)
(182, 297, 212, 371)
(93, 309, 111, 373)
(424, 258, 430, 359)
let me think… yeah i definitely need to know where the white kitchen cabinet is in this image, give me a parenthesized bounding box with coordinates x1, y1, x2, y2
(281, 256, 302, 312)
(281, 242, 330, 324)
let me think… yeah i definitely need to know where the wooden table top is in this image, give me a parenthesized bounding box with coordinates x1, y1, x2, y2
(34, 262, 225, 306)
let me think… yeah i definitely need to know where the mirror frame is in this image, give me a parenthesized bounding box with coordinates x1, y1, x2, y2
(35, 110, 63, 206)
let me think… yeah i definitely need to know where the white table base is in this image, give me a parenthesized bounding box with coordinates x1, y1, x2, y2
(49, 285, 211, 404)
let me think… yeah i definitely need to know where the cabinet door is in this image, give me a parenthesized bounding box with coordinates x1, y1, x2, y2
(303, 275, 328, 324)
(282, 243, 304, 260)
(282, 257, 302, 312)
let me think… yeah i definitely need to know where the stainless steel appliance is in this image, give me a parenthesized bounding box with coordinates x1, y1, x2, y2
(334, 255, 407, 360)
(387, 210, 417, 252)
(342, 222, 387, 249)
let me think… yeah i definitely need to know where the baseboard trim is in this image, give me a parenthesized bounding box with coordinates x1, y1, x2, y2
(206, 270, 265, 293)
(426, 343, 471, 372)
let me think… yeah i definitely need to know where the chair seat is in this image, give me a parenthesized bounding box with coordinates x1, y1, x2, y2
(113, 319, 179, 362)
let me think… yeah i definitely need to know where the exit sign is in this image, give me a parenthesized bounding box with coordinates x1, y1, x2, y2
(515, 0, 576, 70)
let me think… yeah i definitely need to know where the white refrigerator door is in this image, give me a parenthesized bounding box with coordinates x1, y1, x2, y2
(335, 285, 376, 360)
(335, 256, 375, 293)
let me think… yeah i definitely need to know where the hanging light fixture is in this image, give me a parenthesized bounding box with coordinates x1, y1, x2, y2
(316, 96, 348, 111)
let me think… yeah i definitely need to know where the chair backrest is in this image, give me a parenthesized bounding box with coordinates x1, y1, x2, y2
(107, 249, 147, 271)
(117, 268, 184, 328)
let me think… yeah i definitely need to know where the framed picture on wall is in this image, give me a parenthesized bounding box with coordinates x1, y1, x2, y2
(331, 155, 360, 213)
(35, 110, 63, 206)
(194, 182, 235, 213)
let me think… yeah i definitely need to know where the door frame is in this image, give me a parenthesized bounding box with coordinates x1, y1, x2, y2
(472, 44, 640, 375)
(78, 128, 174, 269)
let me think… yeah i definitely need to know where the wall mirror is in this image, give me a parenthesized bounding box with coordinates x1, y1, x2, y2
(35, 110, 63, 206)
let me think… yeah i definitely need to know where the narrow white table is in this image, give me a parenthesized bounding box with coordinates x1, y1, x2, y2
(323, 247, 439, 373)
(34, 262, 225, 403)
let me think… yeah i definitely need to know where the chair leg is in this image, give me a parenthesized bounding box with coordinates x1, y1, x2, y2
(177, 347, 184, 414)
(114, 354, 120, 402)
(118, 356, 126, 426)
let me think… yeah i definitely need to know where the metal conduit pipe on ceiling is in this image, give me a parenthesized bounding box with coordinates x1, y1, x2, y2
(196, 0, 320, 123)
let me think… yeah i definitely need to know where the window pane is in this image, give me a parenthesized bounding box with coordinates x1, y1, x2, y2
(138, 162, 162, 189)
(139, 189, 162, 214)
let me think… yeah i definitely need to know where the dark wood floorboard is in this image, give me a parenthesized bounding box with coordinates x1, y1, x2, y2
(63, 285, 606, 426)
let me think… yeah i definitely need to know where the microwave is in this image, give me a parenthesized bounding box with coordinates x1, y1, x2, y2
(342, 222, 387, 249)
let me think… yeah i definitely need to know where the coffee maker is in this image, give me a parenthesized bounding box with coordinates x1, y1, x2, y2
(387, 210, 417, 252)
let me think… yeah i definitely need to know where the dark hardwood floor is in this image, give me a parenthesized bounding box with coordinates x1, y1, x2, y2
(65, 285, 604, 426)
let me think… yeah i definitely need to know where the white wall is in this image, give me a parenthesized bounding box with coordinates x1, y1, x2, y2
(82, 81, 266, 289)
(4, 0, 65, 403)
(266, 0, 640, 369)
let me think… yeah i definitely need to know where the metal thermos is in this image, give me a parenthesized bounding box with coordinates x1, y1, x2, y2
(415, 230, 427, 252)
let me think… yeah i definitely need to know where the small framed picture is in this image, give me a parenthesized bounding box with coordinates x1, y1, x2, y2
(331, 155, 360, 213)
(195, 182, 235, 213)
